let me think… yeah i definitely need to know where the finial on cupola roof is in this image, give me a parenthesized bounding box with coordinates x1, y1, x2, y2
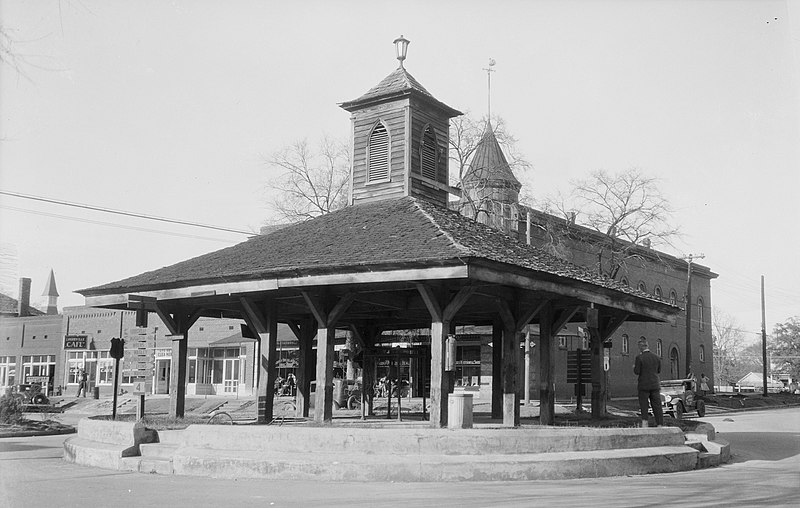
(393, 35, 410, 68)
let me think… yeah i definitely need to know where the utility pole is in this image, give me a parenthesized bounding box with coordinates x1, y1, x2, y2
(682, 254, 704, 378)
(761, 275, 768, 397)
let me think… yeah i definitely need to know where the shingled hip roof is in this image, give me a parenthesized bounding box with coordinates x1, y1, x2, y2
(339, 66, 461, 117)
(79, 197, 664, 307)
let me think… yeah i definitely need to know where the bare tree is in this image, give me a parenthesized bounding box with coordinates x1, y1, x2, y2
(264, 137, 350, 223)
(543, 168, 680, 279)
(770, 316, 800, 380)
(712, 308, 750, 386)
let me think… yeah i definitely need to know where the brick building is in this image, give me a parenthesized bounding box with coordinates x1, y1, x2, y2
(452, 122, 717, 400)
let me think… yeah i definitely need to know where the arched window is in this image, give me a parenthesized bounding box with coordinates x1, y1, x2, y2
(670, 347, 680, 379)
(697, 297, 705, 331)
(669, 290, 677, 305)
(367, 122, 390, 183)
(699, 345, 705, 363)
(622, 334, 629, 355)
(420, 125, 438, 181)
(654, 286, 662, 299)
(638, 281, 647, 293)
(621, 277, 629, 287)
(656, 339, 663, 357)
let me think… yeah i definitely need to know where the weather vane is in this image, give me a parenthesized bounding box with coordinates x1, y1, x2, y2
(482, 58, 496, 120)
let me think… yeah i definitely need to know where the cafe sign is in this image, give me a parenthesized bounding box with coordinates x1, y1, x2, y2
(64, 334, 88, 350)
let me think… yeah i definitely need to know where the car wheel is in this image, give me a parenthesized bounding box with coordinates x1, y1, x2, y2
(673, 402, 684, 420)
(696, 399, 706, 417)
(32, 394, 48, 405)
(347, 395, 360, 410)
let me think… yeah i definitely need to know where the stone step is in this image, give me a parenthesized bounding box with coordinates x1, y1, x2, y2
(685, 439, 704, 451)
(139, 443, 179, 460)
(138, 457, 174, 475)
(169, 445, 699, 481)
(175, 424, 687, 455)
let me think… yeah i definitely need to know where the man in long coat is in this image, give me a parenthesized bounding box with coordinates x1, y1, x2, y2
(634, 338, 663, 427)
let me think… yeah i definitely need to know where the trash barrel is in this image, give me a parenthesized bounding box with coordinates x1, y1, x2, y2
(333, 378, 346, 409)
(93, 386, 100, 399)
(448, 392, 474, 429)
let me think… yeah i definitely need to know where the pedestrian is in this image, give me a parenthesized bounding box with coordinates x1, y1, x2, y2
(76, 369, 87, 397)
(700, 373, 710, 396)
(633, 338, 663, 427)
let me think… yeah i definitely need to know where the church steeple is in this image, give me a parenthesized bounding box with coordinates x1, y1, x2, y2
(340, 36, 462, 208)
(41, 268, 59, 315)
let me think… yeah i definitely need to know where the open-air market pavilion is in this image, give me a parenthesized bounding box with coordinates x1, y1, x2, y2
(78, 197, 679, 428)
(77, 36, 680, 429)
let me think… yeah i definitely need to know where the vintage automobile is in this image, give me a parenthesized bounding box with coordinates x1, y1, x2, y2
(660, 378, 706, 419)
(12, 383, 50, 406)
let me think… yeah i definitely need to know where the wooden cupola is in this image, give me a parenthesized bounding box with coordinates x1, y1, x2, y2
(340, 36, 462, 208)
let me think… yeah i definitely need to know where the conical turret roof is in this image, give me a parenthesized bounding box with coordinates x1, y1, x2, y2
(462, 123, 521, 190)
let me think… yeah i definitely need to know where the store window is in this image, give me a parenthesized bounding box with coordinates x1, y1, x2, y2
(22, 355, 56, 380)
(0, 356, 16, 388)
(66, 351, 98, 384)
(455, 344, 481, 388)
(97, 352, 114, 385)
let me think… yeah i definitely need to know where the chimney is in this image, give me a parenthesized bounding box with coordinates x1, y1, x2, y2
(17, 277, 31, 317)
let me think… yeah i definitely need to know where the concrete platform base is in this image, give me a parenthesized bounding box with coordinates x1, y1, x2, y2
(63, 418, 729, 481)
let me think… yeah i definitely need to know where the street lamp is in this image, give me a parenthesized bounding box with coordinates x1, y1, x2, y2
(393, 35, 410, 67)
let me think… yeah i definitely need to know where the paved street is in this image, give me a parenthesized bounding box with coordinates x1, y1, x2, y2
(1, 407, 798, 507)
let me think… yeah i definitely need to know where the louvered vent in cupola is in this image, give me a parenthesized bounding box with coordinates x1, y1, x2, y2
(367, 123, 390, 183)
(420, 125, 438, 181)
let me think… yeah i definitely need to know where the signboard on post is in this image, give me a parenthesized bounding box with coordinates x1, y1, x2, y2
(566, 350, 592, 384)
(133, 380, 146, 394)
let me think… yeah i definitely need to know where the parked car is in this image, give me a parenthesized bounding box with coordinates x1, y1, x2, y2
(660, 378, 705, 419)
(12, 383, 50, 406)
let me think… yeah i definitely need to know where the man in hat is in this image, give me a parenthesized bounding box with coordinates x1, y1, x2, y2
(634, 338, 663, 427)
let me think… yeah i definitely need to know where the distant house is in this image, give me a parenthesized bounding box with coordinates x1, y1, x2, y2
(735, 372, 784, 393)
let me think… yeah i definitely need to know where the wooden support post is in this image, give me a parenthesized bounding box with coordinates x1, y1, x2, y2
(241, 298, 278, 424)
(302, 291, 354, 425)
(314, 326, 335, 424)
(417, 284, 475, 428)
(429, 320, 449, 428)
(164, 308, 201, 420)
(590, 328, 605, 418)
(168, 333, 187, 419)
(538, 303, 556, 425)
(293, 319, 315, 418)
(491, 320, 502, 419)
(591, 311, 627, 418)
(496, 299, 519, 427)
(261, 302, 278, 424)
(502, 325, 520, 426)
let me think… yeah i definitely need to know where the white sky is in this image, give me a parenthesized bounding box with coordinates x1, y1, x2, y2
(1, 0, 798, 342)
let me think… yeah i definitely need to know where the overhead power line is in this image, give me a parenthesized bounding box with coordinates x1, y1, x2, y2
(0, 189, 254, 236)
(0, 205, 239, 243)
